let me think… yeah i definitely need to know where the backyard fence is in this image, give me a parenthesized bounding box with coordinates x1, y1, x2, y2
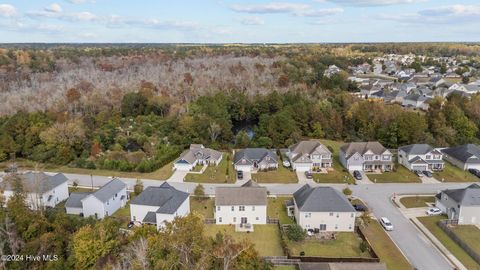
(438, 220, 480, 264)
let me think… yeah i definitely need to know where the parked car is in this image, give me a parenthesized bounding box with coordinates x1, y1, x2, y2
(127, 221, 135, 229)
(422, 171, 433, 178)
(305, 171, 313, 179)
(353, 170, 362, 180)
(282, 160, 291, 167)
(468, 168, 480, 178)
(353, 204, 367, 212)
(237, 171, 243, 180)
(426, 207, 442, 216)
(414, 170, 423, 177)
(380, 217, 394, 231)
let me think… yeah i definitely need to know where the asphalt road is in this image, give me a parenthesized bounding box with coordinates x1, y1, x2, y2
(36, 172, 478, 270)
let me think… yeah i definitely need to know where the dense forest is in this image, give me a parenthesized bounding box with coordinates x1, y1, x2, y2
(0, 43, 479, 172)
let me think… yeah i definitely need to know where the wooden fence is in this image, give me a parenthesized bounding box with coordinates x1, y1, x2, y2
(438, 220, 480, 264)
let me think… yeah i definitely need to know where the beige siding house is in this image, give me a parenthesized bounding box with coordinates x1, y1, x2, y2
(287, 140, 332, 172)
(215, 180, 267, 225)
(290, 184, 356, 232)
(174, 144, 223, 171)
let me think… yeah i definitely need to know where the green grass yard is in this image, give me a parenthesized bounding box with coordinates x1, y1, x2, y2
(418, 216, 480, 270)
(286, 232, 372, 258)
(253, 165, 298, 184)
(184, 153, 235, 183)
(190, 197, 214, 219)
(368, 165, 421, 183)
(267, 197, 294, 224)
(434, 162, 479, 182)
(399, 196, 435, 208)
(361, 221, 412, 270)
(451, 225, 480, 256)
(313, 139, 354, 184)
(111, 203, 131, 227)
(204, 225, 284, 256)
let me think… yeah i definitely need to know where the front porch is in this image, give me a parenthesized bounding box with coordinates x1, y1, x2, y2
(363, 163, 393, 173)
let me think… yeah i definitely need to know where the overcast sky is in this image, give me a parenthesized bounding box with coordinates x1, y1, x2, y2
(0, 0, 479, 43)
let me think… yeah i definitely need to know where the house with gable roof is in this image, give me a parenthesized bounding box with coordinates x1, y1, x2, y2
(435, 184, 480, 225)
(442, 144, 480, 171)
(339, 142, 393, 172)
(233, 148, 278, 172)
(398, 144, 444, 172)
(173, 144, 223, 171)
(286, 140, 332, 172)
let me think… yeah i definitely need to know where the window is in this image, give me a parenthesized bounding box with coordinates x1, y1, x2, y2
(219, 217, 222, 223)
(256, 217, 259, 220)
(133, 216, 136, 221)
(107, 201, 109, 205)
(351, 213, 354, 218)
(217, 206, 221, 211)
(231, 206, 235, 211)
(252, 206, 255, 211)
(335, 224, 338, 229)
(349, 224, 352, 230)
(319, 224, 327, 231)
(329, 212, 333, 216)
(426, 155, 431, 159)
(239, 206, 245, 211)
(336, 213, 339, 218)
(106, 211, 109, 216)
(305, 213, 311, 218)
(233, 217, 236, 223)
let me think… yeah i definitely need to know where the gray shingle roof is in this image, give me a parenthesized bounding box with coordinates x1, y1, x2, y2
(0, 172, 68, 193)
(143, 211, 157, 224)
(288, 141, 331, 162)
(175, 144, 222, 165)
(340, 142, 389, 159)
(293, 184, 355, 212)
(65, 192, 92, 208)
(441, 184, 480, 206)
(131, 182, 189, 214)
(87, 179, 126, 203)
(399, 144, 434, 155)
(442, 144, 480, 164)
(215, 186, 267, 206)
(233, 148, 277, 165)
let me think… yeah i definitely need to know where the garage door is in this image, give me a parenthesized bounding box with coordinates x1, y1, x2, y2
(294, 164, 311, 172)
(412, 165, 428, 171)
(174, 163, 193, 171)
(466, 164, 480, 170)
(348, 164, 363, 171)
(235, 165, 252, 172)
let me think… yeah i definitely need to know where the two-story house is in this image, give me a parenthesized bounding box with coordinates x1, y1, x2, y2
(0, 172, 69, 210)
(288, 184, 356, 232)
(435, 184, 480, 225)
(65, 178, 128, 219)
(174, 144, 223, 171)
(215, 180, 267, 225)
(339, 142, 393, 172)
(233, 148, 278, 172)
(130, 182, 190, 230)
(287, 141, 332, 172)
(398, 144, 444, 172)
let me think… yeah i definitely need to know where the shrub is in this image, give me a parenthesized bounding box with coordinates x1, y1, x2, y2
(286, 224, 306, 242)
(343, 187, 352, 196)
(194, 184, 205, 197)
(359, 240, 369, 253)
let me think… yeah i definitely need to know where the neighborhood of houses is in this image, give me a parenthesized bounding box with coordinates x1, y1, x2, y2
(323, 53, 480, 110)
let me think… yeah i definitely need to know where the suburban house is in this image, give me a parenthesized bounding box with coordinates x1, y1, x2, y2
(324, 65, 341, 77)
(442, 144, 480, 171)
(288, 184, 356, 232)
(174, 144, 223, 171)
(287, 141, 332, 172)
(339, 142, 393, 172)
(233, 148, 278, 172)
(398, 144, 444, 172)
(130, 182, 190, 230)
(65, 179, 127, 218)
(0, 172, 69, 210)
(215, 180, 267, 225)
(402, 94, 431, 110)
(435, 184, 480, 225)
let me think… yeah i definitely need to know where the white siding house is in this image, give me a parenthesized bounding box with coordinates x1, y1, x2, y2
(339, 142, 393, 172)
(215, 180, 267, 225)
(130, 182, 190, 230)
(398, 144, 444, 172)
(233, 148, 278, 172)
(0, 172, 69, 210)
(289, 184, 356, 232)
(287, 141, 333, 172)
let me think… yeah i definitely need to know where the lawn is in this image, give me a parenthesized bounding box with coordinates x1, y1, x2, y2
(361, 221, 412, 270)
(190, 197, 214, 219)
(184, 153, 235, 184)
(451, 225, 480, 256)
(253, 165, 298, 184)
(267, 197, 294, 224)
(418, 216, 480, 270)
(111, 203, 131, 228)
(368, 165, 421, 183)
(204, 225, 284, 256)
(286, 232, 372, 258)
(434, 162, 479, 182)
(274, 267, 297, 270)
(69, 186, 96, 193)
(313, 139, 354, 184)
(399, 196, 435, 208)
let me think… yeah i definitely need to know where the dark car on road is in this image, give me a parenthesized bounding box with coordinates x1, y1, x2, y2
(237, 170, 243, 180)
(353, 204, 367, 212)
(468, 168, 480, 178)
(422, 171, 433, 177)
(353, 170, 362, 180)
(305, 171, 313, 179)
(414, 170, 423, 177)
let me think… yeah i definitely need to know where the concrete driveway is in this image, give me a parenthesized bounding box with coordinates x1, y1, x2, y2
(296, 171, 315, 185)
(168, 170, 188, 183)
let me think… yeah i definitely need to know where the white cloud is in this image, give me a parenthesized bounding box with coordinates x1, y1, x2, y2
(27, 10, 98, 21)
(45, 3, 63, 13)
(321, 0, 424, 6)
(380, 4, 480, 24)
(231, 2, 309, 14)
(419, 5, 480, 17)
(66, 0, 96, 4)
(240, 16, 265, 25)
(297, 8, 344, 17)
(0, 4, 17, 17)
